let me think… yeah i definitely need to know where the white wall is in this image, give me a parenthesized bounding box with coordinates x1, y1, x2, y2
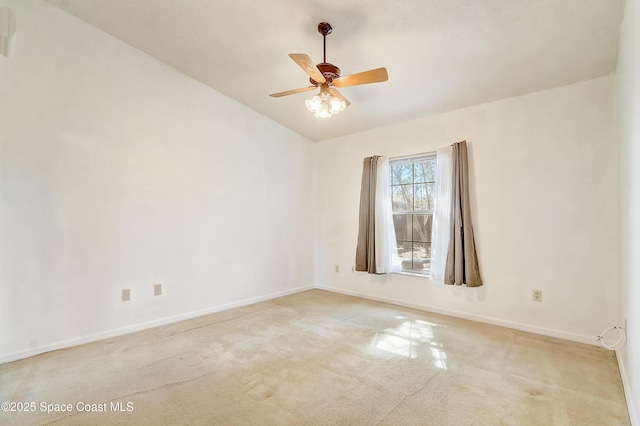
(316, 77, 619, 344)
(617, 0, 640, 421)
(0, 0, 315, 362)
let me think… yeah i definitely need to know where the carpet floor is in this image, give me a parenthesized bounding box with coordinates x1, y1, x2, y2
(0, 289, 631, 425)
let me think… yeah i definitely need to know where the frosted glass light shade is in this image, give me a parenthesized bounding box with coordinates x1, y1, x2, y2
(305, 91, 346, 118)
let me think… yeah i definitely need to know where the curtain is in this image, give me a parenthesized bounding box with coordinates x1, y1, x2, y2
(355, 156, 380, 273)
(444, 141, 483, 287)
(375, 156, 400, 274)
(429, 146, 453, 281)
(356, 156, 398, 274)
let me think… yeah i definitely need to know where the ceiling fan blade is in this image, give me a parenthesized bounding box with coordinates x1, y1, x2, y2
(332, 67, 388, 88)
(329, 88, 351, 107)
(289, 53, 326, 84)
(269, 86, 317, 98)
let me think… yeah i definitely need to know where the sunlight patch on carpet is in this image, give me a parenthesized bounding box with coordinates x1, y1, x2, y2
(371, 319, 447, 368)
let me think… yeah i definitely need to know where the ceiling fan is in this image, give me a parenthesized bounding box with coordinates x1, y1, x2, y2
(269, 22, 389, 118)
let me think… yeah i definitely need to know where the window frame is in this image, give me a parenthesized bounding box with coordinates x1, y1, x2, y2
(389, 153, 437, 276)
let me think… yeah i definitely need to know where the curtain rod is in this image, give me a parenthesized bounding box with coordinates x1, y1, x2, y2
(389, 151, 437, 162)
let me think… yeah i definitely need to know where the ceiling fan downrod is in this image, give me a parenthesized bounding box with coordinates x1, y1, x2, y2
(312, 22, 341, 85)
(318, 22, 332, 64)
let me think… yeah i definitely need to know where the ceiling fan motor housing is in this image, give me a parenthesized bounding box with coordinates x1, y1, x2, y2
(310, 63, 341, 85)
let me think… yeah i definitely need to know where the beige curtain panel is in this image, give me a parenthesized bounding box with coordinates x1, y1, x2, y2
(445, 141, 483, 287)
(355, 156, 381, 274)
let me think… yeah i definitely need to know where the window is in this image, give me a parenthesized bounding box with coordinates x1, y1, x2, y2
(389, 155, 437, 274)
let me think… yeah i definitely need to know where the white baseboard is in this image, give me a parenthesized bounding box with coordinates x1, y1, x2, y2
(315, 285, 598, 346)
(0, 285, 313, 365)
(616, 350, 639, 426)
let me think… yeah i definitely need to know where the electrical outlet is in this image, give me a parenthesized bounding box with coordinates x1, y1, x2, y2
(154, 283, 162, 296)
(122, 289, 130, 302)
(624, 318, 628, 331)
(532, 289, 542, 302)
(335, 265, 340, 273)
(352, 266, 355, 273)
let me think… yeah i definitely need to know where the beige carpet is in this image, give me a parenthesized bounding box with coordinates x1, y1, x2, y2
(0, 289, 630, 425)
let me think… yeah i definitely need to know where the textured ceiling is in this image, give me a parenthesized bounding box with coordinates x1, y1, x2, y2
(45, 0, 624, 142)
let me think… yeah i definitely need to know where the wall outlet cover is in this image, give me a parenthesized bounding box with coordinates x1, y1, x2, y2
(122, 289, 130, 302)
(533, 289, 542, 302)
(154, 284, 162, 296)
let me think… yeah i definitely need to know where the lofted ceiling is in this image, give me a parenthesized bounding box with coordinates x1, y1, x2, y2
(44, 0, 624, 142)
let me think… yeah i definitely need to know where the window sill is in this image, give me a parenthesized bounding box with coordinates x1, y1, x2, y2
(391, 271, 431, 279)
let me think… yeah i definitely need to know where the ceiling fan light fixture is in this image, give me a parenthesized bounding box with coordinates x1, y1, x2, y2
(305, 91, 346, 118)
